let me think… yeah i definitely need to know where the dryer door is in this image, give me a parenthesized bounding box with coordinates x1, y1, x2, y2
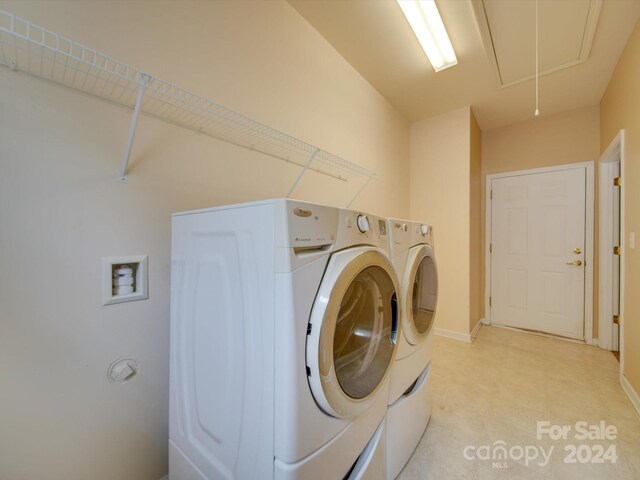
(403, 244, 438, 346)
(306, 247, 399, 419)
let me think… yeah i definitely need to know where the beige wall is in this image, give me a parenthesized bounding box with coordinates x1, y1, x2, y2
(482, 106, 600, 175)
(480, 106, 600, 332)
(470, 112, 482, 331)
(600, 18, 640, 398)
(410, 107, 471, 336)
(0, 1, 410, 479)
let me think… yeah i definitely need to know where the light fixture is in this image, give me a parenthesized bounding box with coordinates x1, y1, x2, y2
(397, 0, 457, 72)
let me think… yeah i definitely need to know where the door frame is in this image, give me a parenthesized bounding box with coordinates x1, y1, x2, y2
(598, 130, 625, 364)
(484, 162, 595, 344)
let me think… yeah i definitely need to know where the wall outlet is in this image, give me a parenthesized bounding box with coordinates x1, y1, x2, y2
(102, 255, 149, 306)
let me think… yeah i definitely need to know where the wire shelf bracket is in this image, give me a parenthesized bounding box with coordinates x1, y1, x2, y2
(120, 73, 149, 182)
(286, 148, 319, 198)
(346, 176, 374, 209)
(0, 9, 376, 205)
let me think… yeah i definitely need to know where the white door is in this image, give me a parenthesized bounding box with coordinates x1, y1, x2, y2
(490, 168, 586, 339)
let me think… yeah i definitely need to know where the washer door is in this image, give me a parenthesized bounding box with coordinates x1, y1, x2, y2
(306, 247, 399, 419)
(403, 244, 438, 346)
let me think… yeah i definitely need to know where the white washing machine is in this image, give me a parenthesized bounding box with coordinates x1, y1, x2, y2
(385, 219, 438, 479)
(169, 199, 400, 480)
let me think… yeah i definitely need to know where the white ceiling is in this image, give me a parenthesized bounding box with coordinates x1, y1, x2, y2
(477, 0, 601, 86)
(288, 0, 640, 130)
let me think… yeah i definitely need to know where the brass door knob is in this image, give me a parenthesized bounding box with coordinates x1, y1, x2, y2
(566, 260, 582, 266)
(573, 247, 582, 254)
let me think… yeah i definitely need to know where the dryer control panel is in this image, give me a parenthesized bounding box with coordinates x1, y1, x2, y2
(411, 222, 433, 247)
(335, 209, 389, 253)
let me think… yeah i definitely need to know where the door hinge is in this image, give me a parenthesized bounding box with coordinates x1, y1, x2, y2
(489, 296, 492, 306)
(614, 246, 621, 256)
(614, 177, 622, 187)
(490, 243, 492, 253)
(490, 190, 493, 200)
(613, 315, 620, 325)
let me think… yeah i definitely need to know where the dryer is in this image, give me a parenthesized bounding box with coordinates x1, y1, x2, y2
(169, 199, 400, 480)
(385, 219, 438, 479)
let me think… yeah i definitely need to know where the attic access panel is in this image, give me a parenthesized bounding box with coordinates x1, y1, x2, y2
(473, 0, 602, 87)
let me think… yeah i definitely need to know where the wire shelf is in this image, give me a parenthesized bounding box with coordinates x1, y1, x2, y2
(0, 9, 376, 185)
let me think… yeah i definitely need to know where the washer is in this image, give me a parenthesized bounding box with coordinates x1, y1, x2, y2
(385, 219, 438, 479)
(169, 199, 400, 480)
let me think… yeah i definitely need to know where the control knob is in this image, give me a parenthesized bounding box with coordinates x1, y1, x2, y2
(420, 224, 429, 236)
(357, 215, 370, 233)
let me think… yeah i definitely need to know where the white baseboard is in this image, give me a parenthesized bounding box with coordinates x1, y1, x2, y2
(481, 317, 490, 325)
(620, 374, 640, 417)
(434, 327, 471, 344)
(159, 475, 169, 480)
(471, 319, 483, 339)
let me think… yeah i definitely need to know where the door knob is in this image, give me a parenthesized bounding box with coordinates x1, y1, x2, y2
(573, 247, 582, 254)
(566, 260, 582, 266)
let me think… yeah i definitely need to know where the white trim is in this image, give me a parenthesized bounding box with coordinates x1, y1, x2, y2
(598, 132, 622, 351)
(620, 374, 640, 417)
(600, 129, 624, 162)
(484, 162, 595, 345)
(158, 475, 169, 480)
(620, 132, 626, 375)
(598, 160, 615, 350)
(471, 319, 483, 339)
(491, 324, 585, 344)
(584, 163, 595, 345)
(434, 328, 471, 344)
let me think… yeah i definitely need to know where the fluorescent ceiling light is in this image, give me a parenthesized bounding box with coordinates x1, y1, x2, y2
(397, 0, 457, 72)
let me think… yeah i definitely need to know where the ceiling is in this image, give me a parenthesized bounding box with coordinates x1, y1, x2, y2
(288, 0, 640, 130)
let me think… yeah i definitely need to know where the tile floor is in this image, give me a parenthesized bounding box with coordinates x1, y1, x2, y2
(399, 325, 640, 479)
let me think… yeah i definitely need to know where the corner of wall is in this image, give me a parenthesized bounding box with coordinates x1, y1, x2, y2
(599, 17, 640, 397)
(469, 110, 482, 333)
(409, 106, 475, 336)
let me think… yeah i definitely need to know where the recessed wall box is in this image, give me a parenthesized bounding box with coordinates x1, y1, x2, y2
(102, 255, 148, 306)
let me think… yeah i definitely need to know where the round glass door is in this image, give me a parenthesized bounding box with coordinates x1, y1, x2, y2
(405, 245, 438, 344)
(306, 248, 399, 418)
(333, 266, 397, 399)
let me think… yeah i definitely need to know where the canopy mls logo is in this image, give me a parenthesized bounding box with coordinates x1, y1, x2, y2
(463, 421, 618, 469)
(463, 441, 553, 468)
